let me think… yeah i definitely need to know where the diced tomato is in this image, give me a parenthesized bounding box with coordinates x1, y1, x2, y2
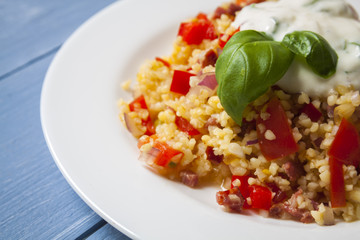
(256, 97, 299, 160)
(249, 185, 272, 210)
(218, 29, 240, 49)
(129, 95, 148, 111)
(128, 95, 155, 136)
(329, 156, 346, 208)
(175, 115, 200, 136)
(196, 12, 208, 20)
(301, 103, 322, 122)
(231, 175, 251, 209)
(170, 70, 195, 95)
(143, 119, 155, 136)
(178, 14, 217, 45)
(155, 57, 171, 68)
(231, 175, 273, 210)
(152, 141, 184, 167)
(328, 118, 360, 167)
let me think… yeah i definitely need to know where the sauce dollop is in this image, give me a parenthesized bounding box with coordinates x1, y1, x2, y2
(232, 0, 360, 97)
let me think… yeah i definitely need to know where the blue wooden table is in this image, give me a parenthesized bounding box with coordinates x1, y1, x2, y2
(0, 0, 130, 239)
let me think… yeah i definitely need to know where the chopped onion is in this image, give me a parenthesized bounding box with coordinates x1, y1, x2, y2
(124, 112, 143, 138)
(186, 85, 214, 97)
(198, 73, 218, 90)
(246, 139, 259, 145)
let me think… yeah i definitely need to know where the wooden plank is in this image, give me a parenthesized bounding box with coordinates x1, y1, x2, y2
(0, 0, 116, 77)
(0, 53, 104, 239)
(87, 223, 130, 240)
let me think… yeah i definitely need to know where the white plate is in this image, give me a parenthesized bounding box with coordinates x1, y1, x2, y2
(41, 0, 360, 239)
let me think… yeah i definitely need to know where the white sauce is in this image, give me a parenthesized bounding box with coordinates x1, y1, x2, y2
(232, 0, 360, 97)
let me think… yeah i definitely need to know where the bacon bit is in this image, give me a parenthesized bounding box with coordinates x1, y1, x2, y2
(213, 3, 242, 19)
(282, 161, 305, 182)
(213, 6, 228, 19)
(283, 189, 314, 223)
(312, 137, 323, 148)
(155, 57, 171, 68)
(180, 170, 198, 188)
(216, 187, 245, 212)
(283, 204, 314, 223)
(269, 203, 284, 218)
(301, 103, 322, 122)
(206, 146, 223, 164)
(265, 182, 288, 204)
(202, 49, 218, 67)
(238, 119, 256, 138)
(227, 3, 243, 16)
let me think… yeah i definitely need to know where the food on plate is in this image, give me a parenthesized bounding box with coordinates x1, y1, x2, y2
(118, 0, 360, 225)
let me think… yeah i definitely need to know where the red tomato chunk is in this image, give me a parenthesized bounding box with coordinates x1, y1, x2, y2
(328, 117, 360, 167)
(175, 115, 200, 136)
(256, 97, 299, 160)
(327, 118, 360, 208)
(128, 95, 155, 136)
(329, 156, 346, 208)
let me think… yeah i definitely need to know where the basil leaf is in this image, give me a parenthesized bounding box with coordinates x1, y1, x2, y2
(216, 40, 294, 125)
(282, 31, 338, 78)
(216, 30, 273, 85)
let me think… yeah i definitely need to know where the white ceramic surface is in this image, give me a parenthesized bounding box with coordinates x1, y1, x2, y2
(41, 0, 360, 239)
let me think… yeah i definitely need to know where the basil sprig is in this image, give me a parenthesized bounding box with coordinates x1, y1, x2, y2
(282, 31, 338, 78)
(216, 30, 294, 125)
(215, 30, 338, 125)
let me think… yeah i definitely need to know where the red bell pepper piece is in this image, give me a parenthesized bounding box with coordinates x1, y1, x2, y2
(175, 115, 200, 136)
(178, 13, 217, 45)
(231, 175, 273, 210)
(231, 175, 251, 209)
(152, 141, 184, 167)
(170, 70, 195, 95)
(155, 57, 171, 68)
(218, 29, 240, 49)
(249, 185, 272, 210)
(256, 97, 299, 160)
(329, 156, 346, 208)
(301, 103, 322, 122)
(129, 95, 147, 111)
(129, 95, 155, 136)
(328, 118, 360, 167)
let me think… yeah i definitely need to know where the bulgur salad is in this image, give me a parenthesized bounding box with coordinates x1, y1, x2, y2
(118, 0, 360, 225)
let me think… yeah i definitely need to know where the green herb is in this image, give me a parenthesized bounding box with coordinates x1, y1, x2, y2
(216, 30, 294, 125)
(282, 31, 338, 78)
(215, 30, 338, 126)
(168, 161, 177, 168)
